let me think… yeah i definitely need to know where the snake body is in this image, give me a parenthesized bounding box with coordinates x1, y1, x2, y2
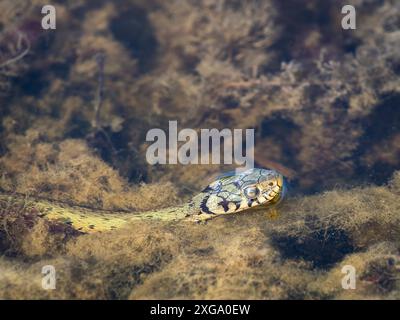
(0, 168, 286, 234)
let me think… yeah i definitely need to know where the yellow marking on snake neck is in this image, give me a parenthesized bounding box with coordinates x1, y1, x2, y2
(1, 195, 189, 234)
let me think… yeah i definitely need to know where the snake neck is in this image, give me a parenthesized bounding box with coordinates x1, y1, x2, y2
(0, 193, 192, 234)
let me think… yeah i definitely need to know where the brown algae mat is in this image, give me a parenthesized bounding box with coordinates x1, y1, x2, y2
(0, 170, 399, 299)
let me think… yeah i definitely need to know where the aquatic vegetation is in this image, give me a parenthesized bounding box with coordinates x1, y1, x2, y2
(0, 0, 399, 299)
(1, 0, 399, 190)
(0, 171, 399, 299)
(0, 135, 179, 211)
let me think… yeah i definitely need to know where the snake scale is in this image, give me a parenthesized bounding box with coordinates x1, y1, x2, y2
(0, 168, 286, 234)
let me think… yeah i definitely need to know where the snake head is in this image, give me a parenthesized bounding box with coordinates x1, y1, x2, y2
(242, 169, 286, 206)
(196, 168, 286, 215)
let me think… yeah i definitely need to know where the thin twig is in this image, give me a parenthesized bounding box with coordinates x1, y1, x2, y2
(0, 32, 30, 69)
(92, 52, 106, 130)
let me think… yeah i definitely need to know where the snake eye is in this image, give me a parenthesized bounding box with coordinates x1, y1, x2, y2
(268, 182, 274, 187)
(243, 186, 259, 199)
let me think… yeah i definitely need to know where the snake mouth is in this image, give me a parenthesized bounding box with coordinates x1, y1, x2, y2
(264, 175, 286, 205)
(275, 175, 286, 203)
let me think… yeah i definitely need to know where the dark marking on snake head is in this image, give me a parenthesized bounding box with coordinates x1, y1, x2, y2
(201, 185, 214, 193)
(200, 195, 214, 214)
(233, 181, 241, 189)
(234, 202, 241, 211)
(247, 199, 254, 207)
(218, 198, 231, 213)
